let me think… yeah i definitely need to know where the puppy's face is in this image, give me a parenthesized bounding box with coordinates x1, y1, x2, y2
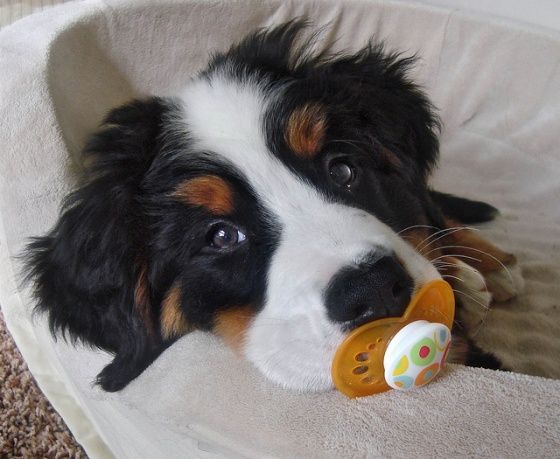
(27, 23, 443, 391)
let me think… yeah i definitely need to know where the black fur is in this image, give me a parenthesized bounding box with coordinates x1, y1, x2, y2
(465, 338, 505, 371)
(25, 98, 172, 390)
(429, 190, 499, 223)
(24, 21, 501, 391)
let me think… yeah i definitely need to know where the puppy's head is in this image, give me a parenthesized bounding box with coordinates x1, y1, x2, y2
(25, 22, 443, 391)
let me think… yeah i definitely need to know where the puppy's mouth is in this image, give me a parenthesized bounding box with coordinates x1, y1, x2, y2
(325, 253, 416, 332)
(340, 288, 415, 332)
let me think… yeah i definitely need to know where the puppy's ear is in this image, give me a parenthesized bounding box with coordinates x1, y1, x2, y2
(429, 190, 499, 224)
(25, 97, 172, 391)
(339, 46, 441, 178)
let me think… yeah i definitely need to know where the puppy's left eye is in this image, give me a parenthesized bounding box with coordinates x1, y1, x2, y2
(329, 160, 356, 187)
(208, 223, 247, 249)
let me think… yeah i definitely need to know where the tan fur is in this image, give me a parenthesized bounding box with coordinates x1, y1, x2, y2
(406, 219, 518, 306)
(401, 227, 430, 251)
(160, 282, 190, 340)
(285, 103, 327, 157)
(214, 306, 255, 351)
(448, 334, 470, 364)
(439, 218, 515, 273)
(173, 175, 234, 215)
(134, 264, 156, 338)
(432, 255, 461, 278)
(379, 146, 403, 170)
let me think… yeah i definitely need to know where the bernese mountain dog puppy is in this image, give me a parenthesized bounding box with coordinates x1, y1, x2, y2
(24, 21, 519, 392)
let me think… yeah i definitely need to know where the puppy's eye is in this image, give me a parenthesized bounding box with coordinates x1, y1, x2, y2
(329, 160, 356, 187)
(208, 223, 246, 249)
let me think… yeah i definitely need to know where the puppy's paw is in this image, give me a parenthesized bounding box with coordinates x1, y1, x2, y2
(485, 262, 524, 303)
(441, 258, 491, 332)
(446, 259, 492, 313)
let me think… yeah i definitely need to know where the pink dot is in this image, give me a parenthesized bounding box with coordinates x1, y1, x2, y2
(419, 345, 430, 358)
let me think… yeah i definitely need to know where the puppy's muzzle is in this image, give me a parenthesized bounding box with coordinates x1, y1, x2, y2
(325, 253, 413, 327)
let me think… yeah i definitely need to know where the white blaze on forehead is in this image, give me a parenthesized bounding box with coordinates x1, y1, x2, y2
(177, 73, 439, 391)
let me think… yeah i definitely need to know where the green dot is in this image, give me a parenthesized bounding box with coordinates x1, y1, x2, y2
(411, 337, 436, 366)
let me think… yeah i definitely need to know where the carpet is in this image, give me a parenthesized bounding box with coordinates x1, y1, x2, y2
(0, 309, 86, 458)
(1, 3, 88, 458)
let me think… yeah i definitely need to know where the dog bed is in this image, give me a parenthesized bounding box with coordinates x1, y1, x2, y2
(1, 0, 559, 457)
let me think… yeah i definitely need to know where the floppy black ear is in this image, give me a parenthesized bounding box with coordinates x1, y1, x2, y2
(24, 97, 172, 391)
(429, 190, 499, 224)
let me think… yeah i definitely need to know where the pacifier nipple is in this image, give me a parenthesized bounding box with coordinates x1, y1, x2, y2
(331, 279, 454, 398)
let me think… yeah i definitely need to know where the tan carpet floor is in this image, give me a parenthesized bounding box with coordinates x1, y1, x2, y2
(0, 308, 86, 458)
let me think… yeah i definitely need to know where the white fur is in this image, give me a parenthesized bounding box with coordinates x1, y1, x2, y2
(450, 260, 523, 335)
(485, 263, 524, 303)
(177, 72, 440, 391)
(448, 259, 492, 319)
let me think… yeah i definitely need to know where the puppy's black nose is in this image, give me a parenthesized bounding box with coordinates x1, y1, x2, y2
(325, 254, 413, 325)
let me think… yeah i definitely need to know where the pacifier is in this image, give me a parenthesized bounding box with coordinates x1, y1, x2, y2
(331, 279, 455, 398)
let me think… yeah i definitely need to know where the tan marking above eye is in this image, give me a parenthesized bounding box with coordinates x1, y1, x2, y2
(214, 306, 255, 352)
(285, 103, 327, 157)
(379, 146, 403, 170)
(173, 175, 234, 215)
(160, 281, 190, 340)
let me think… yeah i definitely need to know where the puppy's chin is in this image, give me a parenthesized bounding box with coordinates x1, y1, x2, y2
(244, 308, 345, 392)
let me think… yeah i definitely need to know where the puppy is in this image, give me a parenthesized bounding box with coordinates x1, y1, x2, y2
(24, 21, 518, 392)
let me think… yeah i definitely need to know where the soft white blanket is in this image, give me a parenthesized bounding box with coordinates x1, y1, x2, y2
(1, 0, 559, 457)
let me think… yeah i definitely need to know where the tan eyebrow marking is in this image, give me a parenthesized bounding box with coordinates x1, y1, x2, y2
(380, 146, 403, 170)
(285, 103, 327, 157)
(173, 175, 234, 215)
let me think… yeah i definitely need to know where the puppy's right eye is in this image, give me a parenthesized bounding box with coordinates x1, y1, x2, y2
(329, 160, 356, 187)
(207, 223, 247, 249)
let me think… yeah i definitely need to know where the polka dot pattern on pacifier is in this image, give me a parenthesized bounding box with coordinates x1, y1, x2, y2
(383, 321, 451, 391)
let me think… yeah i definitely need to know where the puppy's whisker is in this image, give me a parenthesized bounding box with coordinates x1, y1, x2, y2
(431, 244, 515, 287)
(418, 226, 477, 253)
(425, 305, 462, 330)
(452, 319, 465, 331)
(441, 274, 464, 283)
(398, 225, 441, 252)
(327, 137, 388, 149)
(471, 319, 489, 338)
(415, 226, 464, 253)
(452, 288, 490, 311)
(326, 139, 373, 150)
(430, 253, 482, 264)
(396, 224, 439, 236)
(433, 260, 487, 286)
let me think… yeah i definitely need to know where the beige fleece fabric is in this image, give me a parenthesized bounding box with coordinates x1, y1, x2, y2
(1, 0, 559, 457)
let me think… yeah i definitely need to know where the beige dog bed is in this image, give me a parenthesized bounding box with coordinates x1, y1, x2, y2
(1, 0, 559, 457)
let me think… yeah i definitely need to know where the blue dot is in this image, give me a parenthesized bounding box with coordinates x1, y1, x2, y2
(393, 375, 414, 389)
(439, 328, 447, 343)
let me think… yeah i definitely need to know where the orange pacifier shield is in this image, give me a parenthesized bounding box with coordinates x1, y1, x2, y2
(331, 279, 455, 398)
